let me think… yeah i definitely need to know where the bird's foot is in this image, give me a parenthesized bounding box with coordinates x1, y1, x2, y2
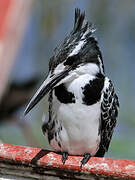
(62, 152, 68, 165)
(80, 153, 91, 168)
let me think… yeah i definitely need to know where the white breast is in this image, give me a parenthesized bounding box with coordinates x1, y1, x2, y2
(51, 74, 101, 156)
(58, 101, 101, 155)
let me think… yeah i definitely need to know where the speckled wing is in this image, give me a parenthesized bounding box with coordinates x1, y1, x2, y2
(95, 79, 119, 157)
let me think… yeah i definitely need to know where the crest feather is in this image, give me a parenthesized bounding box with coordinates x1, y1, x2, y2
(73, 8, 85, 33)
(73, 8, 95, 36)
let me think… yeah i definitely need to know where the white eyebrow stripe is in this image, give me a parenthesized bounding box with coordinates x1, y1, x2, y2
(69, 40, 85, 57)
(68, 29, 91, 57)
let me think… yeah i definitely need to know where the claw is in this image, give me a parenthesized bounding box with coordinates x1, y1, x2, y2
(80, 153, 91, 168)
(62, 152, 68, 165)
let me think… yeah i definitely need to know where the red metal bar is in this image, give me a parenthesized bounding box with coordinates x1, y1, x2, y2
(0, 0, 33, 100)
(0, 144, 135, 179)
(0, 0, 12, 39)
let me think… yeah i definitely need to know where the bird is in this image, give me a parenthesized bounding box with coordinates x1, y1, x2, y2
(24, 8, 119, 167)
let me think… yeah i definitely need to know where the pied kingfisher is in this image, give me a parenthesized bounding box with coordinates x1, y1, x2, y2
(24, 9, 119, 167)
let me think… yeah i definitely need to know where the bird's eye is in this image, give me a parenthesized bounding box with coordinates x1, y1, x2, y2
(64, 56, 76, 66)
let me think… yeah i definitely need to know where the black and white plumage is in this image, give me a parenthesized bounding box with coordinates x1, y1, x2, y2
(24, 9, 119, 166)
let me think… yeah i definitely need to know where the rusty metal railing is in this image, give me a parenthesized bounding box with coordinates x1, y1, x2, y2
(0, 143, 135, 179)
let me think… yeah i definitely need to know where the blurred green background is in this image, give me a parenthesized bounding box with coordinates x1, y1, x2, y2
(0, 0, 135, 160)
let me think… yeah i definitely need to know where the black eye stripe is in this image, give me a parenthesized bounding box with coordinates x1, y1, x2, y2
(64, 57, 74, 66)
(64, 55, 79, 66)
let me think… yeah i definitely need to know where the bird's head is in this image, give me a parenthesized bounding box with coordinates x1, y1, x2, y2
(24, 8, 104, 115)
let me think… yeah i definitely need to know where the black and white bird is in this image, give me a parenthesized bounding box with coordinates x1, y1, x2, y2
(24, 9, 119, 167)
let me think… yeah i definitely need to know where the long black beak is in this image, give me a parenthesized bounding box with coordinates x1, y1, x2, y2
(24, 67, 71, 116)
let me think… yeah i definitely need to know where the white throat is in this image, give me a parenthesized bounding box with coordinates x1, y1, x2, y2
(58, 63, 99, 85)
